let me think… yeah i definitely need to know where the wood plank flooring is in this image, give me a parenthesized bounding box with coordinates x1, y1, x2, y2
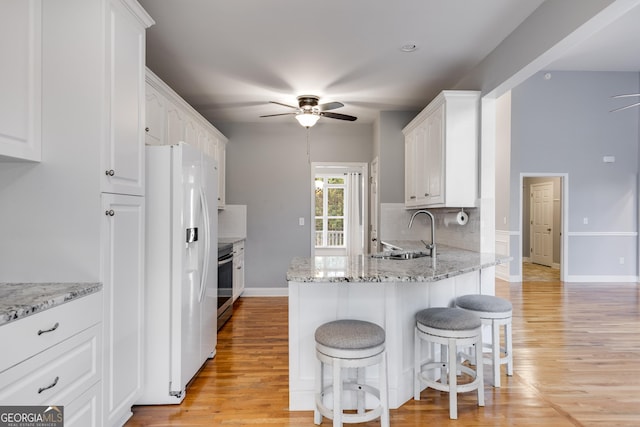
(126, 279, 640, 426)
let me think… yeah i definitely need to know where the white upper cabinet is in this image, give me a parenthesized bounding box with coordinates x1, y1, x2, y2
(145, 84, 166, 146)
(0, 0, 42, 161)
(144, 69, 228, 208)
(101, 0, 152, 196)
(403, 91, 479, 208)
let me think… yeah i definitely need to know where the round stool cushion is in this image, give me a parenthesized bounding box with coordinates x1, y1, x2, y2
(456, 294, 512, 313)
(315, 319, 385, 350)
(415, 307, 481, 331)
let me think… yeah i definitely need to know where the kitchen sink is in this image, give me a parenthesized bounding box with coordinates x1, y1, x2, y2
(372, 251, 429, 260)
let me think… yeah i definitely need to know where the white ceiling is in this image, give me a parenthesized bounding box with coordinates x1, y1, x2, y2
(139, 0, 640, 127)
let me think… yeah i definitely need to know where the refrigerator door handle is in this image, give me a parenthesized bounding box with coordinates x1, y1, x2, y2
(199, 186, 210, 303)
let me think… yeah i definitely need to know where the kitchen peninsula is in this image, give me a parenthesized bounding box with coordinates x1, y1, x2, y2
(287, 243, 509, 410)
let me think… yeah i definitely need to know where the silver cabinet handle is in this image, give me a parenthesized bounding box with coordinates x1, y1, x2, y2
(38, 322, 59, 336)
(38, 376, 59, 394)
(105, 210, 115, 216)
(105, 169, 115, 176)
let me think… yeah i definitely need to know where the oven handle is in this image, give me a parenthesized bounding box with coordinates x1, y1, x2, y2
(218, 254, 234, 265)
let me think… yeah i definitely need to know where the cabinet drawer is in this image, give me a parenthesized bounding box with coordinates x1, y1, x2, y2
(0, 324, 101, 406)
(0, 292, 102, 372)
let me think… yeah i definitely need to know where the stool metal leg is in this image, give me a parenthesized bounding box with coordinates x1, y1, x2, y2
(505, 321, 513, 376)
(314, 354, 323, 425)
(448, 338, 458, 419)
(475, 333, 485, 407)
(333, 360, 342, 427)
(492, 320, 501, 387)
(356, 367, 365, 415)
(414, 327, 421, 400)
(380, 352, 390, 427)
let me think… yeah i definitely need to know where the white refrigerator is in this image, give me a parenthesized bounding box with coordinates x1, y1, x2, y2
(138, 142, 218, 404)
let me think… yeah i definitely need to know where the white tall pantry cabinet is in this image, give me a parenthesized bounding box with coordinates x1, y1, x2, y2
(0, 1, 153, 426)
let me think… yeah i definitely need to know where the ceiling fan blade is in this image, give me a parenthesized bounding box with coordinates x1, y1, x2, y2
(269, 100, 298, 109)
(259, 112, 296, 118)
(321, 111, 357, 121)
(318, 101, 344, 111)
(612, 93, 640, 98)
(610, 101, 640, 113)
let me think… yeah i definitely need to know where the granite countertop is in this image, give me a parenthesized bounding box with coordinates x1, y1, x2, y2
(287, 243, 510, 283)
(0, 282, 102, 326)
(219, 237, 245, 245)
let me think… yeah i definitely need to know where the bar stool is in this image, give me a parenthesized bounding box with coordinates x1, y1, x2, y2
(455, 294, 513, 387)
(314, 319, 389, 427)
(414, 307, 484, 420)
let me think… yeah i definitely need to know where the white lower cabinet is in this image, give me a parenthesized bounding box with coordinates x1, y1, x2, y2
(66, 382, 102, 427)
(101, 193, 145, 426)
(0, 292, 102, 424)
(233, 240, 245, 301)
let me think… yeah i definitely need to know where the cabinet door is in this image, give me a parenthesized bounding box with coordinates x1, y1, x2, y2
(101, 193, 144, 426)
(425, 104, 444, 205)
(184, 116, 198, 149)
(145, 83, 166, 146)
(232, 242, 245, 301)
(0, 0, 41, 161)
(102, 0, 146, 195)
(404, 131, 417, 207)
(414, 123, 430, 206)
(216, 139, 226, 209)
(166, 102, 185, 146)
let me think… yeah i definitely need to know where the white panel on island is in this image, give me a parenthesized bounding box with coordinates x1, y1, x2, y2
(286, 245, 508, 410)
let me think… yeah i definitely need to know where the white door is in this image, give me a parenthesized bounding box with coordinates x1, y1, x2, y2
(369, 157, 379, 254)
(101, 193, 145, 425)
(530, 182, 553, 266)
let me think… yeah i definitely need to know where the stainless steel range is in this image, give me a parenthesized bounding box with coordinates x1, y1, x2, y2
(217, 242, 234, 330)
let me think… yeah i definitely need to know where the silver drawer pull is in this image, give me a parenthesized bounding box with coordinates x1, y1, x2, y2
(37, 322, 59, 335)
(38, 376, 59, 394)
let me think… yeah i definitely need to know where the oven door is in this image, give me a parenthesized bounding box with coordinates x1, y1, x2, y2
(217, 251, 234, 329)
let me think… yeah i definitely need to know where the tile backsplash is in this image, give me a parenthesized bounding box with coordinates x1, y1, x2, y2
(379, 203, 479, 251)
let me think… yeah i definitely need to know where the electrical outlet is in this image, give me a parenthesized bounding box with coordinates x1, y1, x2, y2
(583, 217, 588, 225)
(619, 257, 625, 265)
(298, 217, 305, 226)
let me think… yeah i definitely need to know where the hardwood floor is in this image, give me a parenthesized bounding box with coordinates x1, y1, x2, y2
(126, 279, 640, 426)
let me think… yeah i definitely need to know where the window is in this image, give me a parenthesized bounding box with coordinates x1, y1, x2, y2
(315, 176, 346, 248)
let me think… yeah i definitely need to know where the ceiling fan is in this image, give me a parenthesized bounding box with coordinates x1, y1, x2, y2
(260, 95, 357, 128)
(611, 93, 640, 112)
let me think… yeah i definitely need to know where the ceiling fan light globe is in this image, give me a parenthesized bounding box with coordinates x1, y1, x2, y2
(295, 113, 320, 128)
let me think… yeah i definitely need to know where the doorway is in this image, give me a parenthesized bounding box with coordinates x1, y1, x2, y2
(521, 175, 567, 281)
(310, 162, 368, 257)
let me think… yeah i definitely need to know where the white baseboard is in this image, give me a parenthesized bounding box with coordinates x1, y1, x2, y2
(241, 287, 288, 297)
(565, 275, 639, 283)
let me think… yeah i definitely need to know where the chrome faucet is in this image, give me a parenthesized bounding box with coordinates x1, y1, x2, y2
(408, 210, 436, 257)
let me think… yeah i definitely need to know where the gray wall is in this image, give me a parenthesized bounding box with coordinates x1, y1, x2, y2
(376, 111, 417, 204)
(217, 121, 373, 289)
(510, 70, 639, 278)
(522, 177, 562, 265)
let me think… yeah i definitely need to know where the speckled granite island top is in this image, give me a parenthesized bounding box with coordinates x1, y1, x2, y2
(287, 243, 509, 283)
(0, 282, 102, 326)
